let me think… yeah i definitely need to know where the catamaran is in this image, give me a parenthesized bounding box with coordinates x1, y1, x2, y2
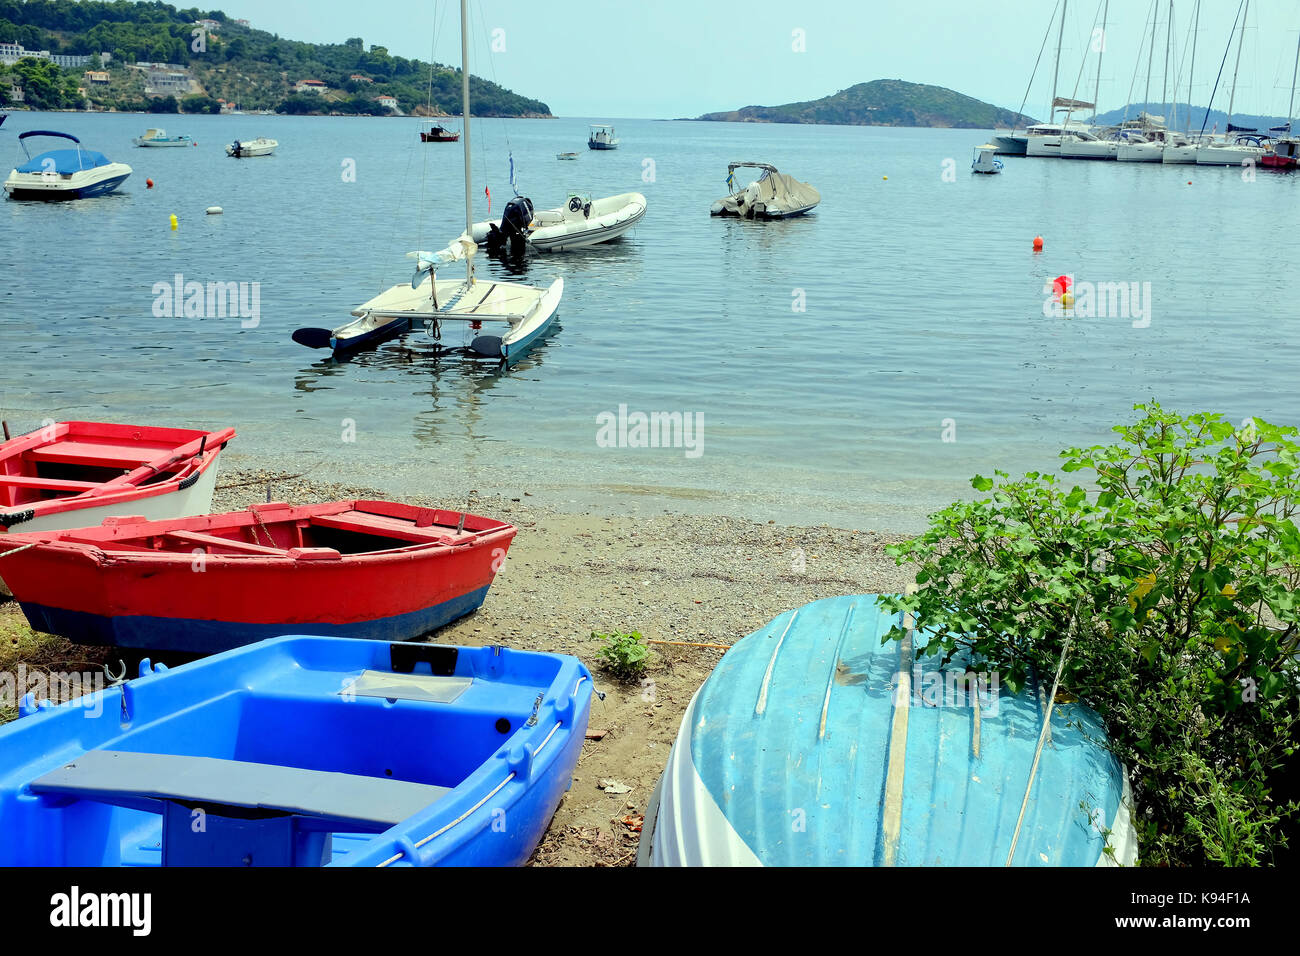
(292, 0, 562, 362)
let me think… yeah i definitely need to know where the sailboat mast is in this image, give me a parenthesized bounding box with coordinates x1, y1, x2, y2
(1187, 0, 1199, 134)
(1162, 0, 1172, 122)
(1051, 0, 1068, 113)
(1144, 4, 1156, 114)
(1227, 0, 1247, 129)
(461, 0, 473, 285)
(1094, 0, 1108, 117)
(1289, 28, 1300, 136)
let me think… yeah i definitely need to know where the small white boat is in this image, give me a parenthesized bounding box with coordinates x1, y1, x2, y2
(471, 192, 647, 253)
(971, 144, 1004, 174)
(556, 152, 579, 161)
(587, 124, 618, 150)
(133, 128, 193, 148)
(710, 162, 819, 219)
(3, 131, 131, 200)
(225, 137, 278, 158)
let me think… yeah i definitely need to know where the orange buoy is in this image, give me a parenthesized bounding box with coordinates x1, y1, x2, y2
(1032, 235, 1044, 251)
(146, 178, 154, 189)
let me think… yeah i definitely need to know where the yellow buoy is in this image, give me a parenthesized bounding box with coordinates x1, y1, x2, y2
(882, 175, 888, 180)
(1060, 291, 1075, 309)
(169, 214, 178, 231)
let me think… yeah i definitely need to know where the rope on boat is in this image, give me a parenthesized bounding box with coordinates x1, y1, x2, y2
(0, 541, 38, 559)
(375, 675, 589, 867)
(647, 639, 732, 650)
(880, 585, 918, 866)
(1005, 603, 1079, 866)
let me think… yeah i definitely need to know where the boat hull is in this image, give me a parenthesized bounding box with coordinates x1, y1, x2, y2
(1059, 141, 1116, 160)
(1161, 144, 1199, 164)
(528, 195, 647, 251)
(0, 635, 592, 866)
(1196, 145, 1264, 166)
(0, 500, 515, 653)
(991, 133, 1027, 155)
(639, 594, 1137, 867)
(3, 166, 131, 200)
(1116, 143, 1164, 162)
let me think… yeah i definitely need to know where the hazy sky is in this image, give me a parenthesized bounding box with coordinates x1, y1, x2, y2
(238, 1, 1300, 120)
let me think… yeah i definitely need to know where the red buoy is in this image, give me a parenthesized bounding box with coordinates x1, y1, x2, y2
(146, 178, 154, 189)
(1052, 275, 1072, 297)
(1032, 235, 1044, 251)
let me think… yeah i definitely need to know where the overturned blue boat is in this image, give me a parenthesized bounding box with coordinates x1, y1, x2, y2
(0, 636, 592, 866)
(640, 595, 1137, 866)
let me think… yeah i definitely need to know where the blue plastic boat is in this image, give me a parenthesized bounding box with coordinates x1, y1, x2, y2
(0, 636, 592, 866)
(639, 595, 1137, 866)
(3, 130, 132, 200)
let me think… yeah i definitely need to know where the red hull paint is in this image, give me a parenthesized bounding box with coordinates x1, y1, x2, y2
(0, 421, 234, 529)
(1261, 154, 1298, 169)
(0, 500, 515, 632)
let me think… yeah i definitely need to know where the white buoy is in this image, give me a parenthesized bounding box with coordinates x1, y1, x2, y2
(206, 206, 223, 215)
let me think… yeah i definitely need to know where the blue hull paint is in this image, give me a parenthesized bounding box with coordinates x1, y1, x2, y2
(7, 173, 129, 201)
(19, 585, 490, 654)
(663, 594, 1132, 866)
(333, 316, 412, 354)
(501, 312, 559, 363)
(0, 635, 593, 866)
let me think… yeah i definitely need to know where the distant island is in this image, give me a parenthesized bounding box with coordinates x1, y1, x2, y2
(697, 79, 1035, 129)
(0, 1, 551, 117)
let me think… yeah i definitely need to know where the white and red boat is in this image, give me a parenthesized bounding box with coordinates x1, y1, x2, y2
(0, 500, 515, 653)
(0, 421, 233, 535)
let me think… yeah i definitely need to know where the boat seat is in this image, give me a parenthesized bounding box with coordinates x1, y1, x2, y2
(163, 530, 286, 555)
(0, 475, 102, 493)
(24, 441, 161, 468)
(29, 750, 451, 831)
(309, 512, 456, 544)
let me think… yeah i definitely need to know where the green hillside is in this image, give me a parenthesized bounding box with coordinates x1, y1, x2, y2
(0, 0, 551, 116)
(698, 79, 1035, 129)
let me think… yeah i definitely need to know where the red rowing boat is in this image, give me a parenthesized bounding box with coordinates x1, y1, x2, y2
(0, 500, 515, 653)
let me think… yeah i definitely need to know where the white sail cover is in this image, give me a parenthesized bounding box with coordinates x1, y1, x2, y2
(406, 235, 477, 287)
(712, 165, 820, 218)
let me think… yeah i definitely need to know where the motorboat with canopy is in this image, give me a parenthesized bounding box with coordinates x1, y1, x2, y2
(710, 162, 820, 219)
(3, 131, 131, 200)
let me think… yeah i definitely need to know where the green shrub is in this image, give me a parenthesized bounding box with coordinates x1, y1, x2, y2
(881, 402, 1300, 866)
(592, 630, 652, 683)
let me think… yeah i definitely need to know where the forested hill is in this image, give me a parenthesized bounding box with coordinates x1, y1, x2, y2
(698, 79, 1035, 129)
(0, 0, 551, 116)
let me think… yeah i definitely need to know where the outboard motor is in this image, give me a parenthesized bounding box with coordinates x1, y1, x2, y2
(485, 196, 534, 258)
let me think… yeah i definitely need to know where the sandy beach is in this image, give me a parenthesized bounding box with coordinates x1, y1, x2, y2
(0, 467, 915, 866)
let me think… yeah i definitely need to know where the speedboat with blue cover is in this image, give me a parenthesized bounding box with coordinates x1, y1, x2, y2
(0, 636, 593, 866)
(3, 130, 131, 200)
(639, 594, 1137, 866)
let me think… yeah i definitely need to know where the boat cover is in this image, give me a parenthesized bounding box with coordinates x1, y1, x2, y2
(715, 168, 819, 217)
(16, 148, 111, 174)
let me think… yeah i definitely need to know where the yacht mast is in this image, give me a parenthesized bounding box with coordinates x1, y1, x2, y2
(1094, 0, 1108, 117)
(1227, 0, 1248, 130)
(1288, 27, 1300, 136)
(1144, 4, 1157, 116)
(460, 0, 473, 286)
(1051, 0, 1068, 113)
(1162, 0, 1172, 123)
(1186, 0, 1199, 134)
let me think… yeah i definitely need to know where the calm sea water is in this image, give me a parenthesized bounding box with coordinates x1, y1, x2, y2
(3, 111, 1298, 531)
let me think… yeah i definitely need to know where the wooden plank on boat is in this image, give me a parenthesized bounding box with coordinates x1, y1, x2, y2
(309, 512, 455, 544)
(30, 749, 451, 830)
(162, 530, 287, 556)
(0, 475, 103, 493)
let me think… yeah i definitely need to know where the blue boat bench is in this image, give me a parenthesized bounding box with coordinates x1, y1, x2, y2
(30, 750, 450, 866)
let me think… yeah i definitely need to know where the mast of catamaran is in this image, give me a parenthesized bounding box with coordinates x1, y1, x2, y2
(461, 0, 473, 288)
(1051, 0, 1068, 114)
(1227, 0, 1248, 132)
